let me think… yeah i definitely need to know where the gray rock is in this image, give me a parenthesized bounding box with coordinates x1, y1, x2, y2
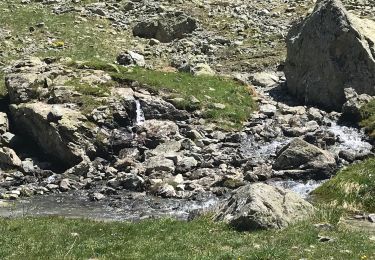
(91, 192, 105, 201)
(285, 0, 375, 110)
(192, 63, 215, 76)
(133, 12, 197, 43)
(154, 183, 177, 198)
(59, 178, 71, 192)
(145, 156, 175, 174)
(250, 71, 279, 88)
(9, 103, 93, 167)
(117, 51, 145, 67)
(341, 88, 373, 122)
(0, 112, 9, 134)
(259, 104, 277, 117)
(273, 138, 336, 179)
(120, 173, 145, 191)
(215, 183, 314, 231)
(0, 147, 21, 167)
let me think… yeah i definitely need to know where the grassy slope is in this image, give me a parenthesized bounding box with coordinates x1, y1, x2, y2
(110, 67, 255, 126)
(0, 1, 255, 127)
(0, 209, 374, 260)
(360, 100, 375, 138)
(314, 158, 375, 212)
(68, 61, 255, 127)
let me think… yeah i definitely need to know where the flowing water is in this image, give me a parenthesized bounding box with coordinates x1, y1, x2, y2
(0, 89, 372, 221)
(269, 179, 326, 198)
(135, 99, 145, 125)
(0, 191, 219, 221)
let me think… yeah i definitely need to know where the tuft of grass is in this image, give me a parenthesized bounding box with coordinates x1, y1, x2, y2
(313, 158, 375, 212)
(64, 79, 112, 115)
(110, 67, 255, 128)
(0, 207, 373, 259)
(360, 99, 375, 138)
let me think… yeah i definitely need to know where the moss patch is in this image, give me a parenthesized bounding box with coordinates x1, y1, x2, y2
(360, 99, 375, 138)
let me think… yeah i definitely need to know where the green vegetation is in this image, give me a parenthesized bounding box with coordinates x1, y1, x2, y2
(314, 158, 375, 212)
(68, 60, 255, 127)
(64, 79, 112, 115)
(360, 99, 375, 138)
(0, 207, 374, 260)
(0, 0, 131, 65)
(111, 67, 255, 127)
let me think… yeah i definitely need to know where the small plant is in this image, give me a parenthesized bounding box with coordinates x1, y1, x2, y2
(51, 40, 65, 48)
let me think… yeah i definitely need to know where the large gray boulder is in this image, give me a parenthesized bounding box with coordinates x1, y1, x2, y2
(133, 12, 197, 43)
(215, 183, 314, 231)
(9, 102, 94, 167)
(285, 0, 375, 110)
(273, 138, 337, 179)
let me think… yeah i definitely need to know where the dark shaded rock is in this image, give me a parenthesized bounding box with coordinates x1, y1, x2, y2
(133, 12, 197, 43)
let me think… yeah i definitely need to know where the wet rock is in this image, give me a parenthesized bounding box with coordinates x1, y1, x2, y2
(214, 183, 314, 231)
(273, 138, 336, 179)
(133, 12, 197, 43)
(338, 150, 357, 163)
(285, 0, 375, 110)
(120, 173, 145, 191)
(0, 132, 20, 148)
(117, 51, 145, 67)
(153, 183, 177, 198)
(91, 192, 105, 201)
(137, 120, 179, 148)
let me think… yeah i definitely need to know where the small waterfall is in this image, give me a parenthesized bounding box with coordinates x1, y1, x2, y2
(135, 99, 145, 126)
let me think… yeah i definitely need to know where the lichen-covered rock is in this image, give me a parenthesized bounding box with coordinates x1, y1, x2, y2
(215, 183, 314, 231)
(341, 88, 373, 122)
(133, 12, 197, 43)
(273, 138, 336, 179)
(9, 102, 94, 167)
(285, 0, 375, 110)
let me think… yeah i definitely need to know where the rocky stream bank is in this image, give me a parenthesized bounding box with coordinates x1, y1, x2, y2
(0, 0, 375, 232)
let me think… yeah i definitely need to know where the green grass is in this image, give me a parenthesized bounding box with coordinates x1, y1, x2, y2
(0, 0, 131, 65)
(360, 99, 375, 138)
(111, 67, 255, 127)
(313, 158, 375, 212)
(0, 207, 374, 260)
(69, 61, 255, 128)
(63, 79, 113, 115)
